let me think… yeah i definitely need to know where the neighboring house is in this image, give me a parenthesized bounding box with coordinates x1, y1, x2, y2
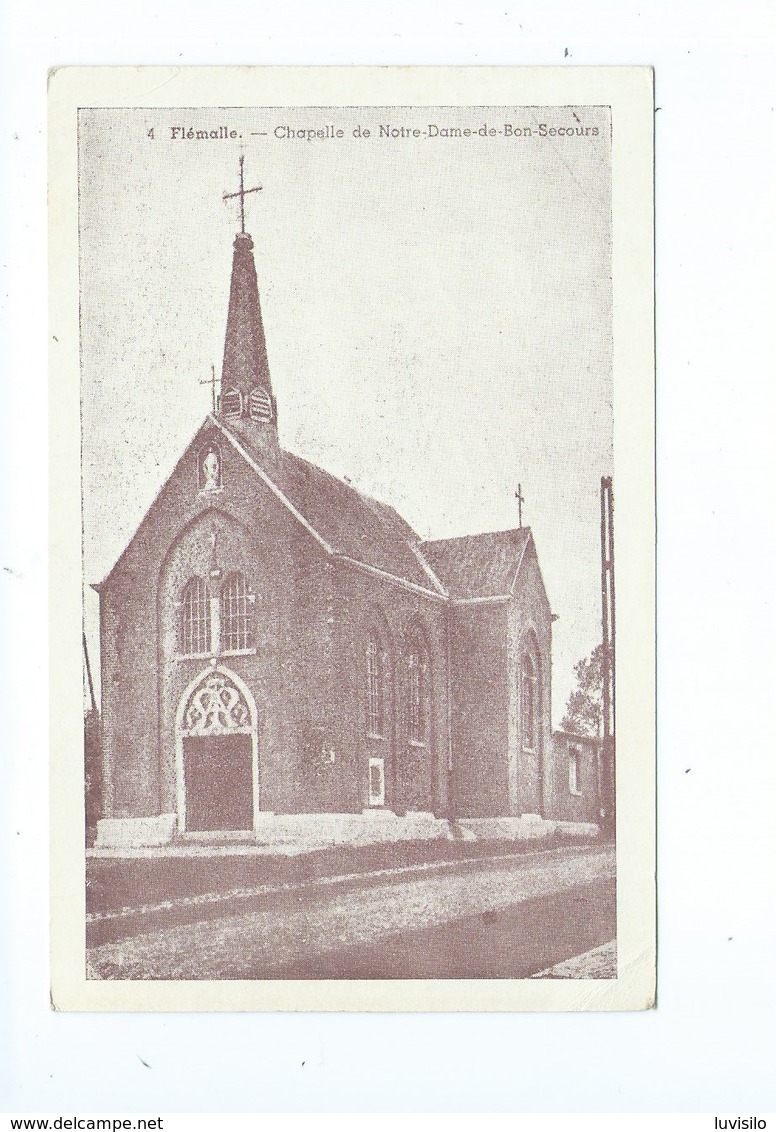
(94, 206, 557, 846)
(549, 730, 603, 824)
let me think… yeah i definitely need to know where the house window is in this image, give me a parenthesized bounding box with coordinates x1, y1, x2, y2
(407, 647, 428, 745)
(220, 387, 243, 419)
(220, 572, 253, 652)
(366, 638, 384, 737)
(249, 387, 273, 422)
(181, 577, 211, 655)
(520, 651, 538, 751)
(568, 747, 582, 795)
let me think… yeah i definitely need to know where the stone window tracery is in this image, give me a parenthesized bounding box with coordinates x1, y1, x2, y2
(181, 671, 251, 735)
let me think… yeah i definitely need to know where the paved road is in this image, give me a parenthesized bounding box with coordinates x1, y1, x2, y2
(87, 844, 615, 981)
(270, 876, 615, 979)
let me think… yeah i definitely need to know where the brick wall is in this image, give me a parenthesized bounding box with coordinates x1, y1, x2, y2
(506, 539, 553, 816)
(548, 731, 602, 823)
(99, 423, 453, 821)
(99, 422, 556, 826)
(447, 602, 509, 817)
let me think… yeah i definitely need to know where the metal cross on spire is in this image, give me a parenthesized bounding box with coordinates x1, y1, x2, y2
(515, 483, 525, 528)
(223, 155, 262, 234)
(198, 364, 217, 413)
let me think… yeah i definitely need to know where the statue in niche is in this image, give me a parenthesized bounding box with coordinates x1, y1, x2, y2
(200, 447, 221, 490)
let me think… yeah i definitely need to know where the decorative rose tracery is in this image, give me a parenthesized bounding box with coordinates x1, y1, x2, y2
(182, 671, 251, 735)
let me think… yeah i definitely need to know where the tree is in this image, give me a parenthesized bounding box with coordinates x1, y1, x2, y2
(561, 643, 604, 737)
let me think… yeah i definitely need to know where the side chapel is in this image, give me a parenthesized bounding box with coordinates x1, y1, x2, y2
(94, 165, 557, 844)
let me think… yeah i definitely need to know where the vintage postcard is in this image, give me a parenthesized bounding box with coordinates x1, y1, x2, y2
(49, 66, 655, 1011)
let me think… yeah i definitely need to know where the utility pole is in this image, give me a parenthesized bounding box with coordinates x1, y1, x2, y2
(83, 631, 96, 714)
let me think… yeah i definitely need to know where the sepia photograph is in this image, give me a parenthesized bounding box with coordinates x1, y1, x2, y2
(50, 67, 654, 1009)
(5, 8, 766, 1113)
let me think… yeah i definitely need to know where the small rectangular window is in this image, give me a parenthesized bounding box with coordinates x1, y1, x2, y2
(568, 748, 582, 795)
(368, 757, 385, 806)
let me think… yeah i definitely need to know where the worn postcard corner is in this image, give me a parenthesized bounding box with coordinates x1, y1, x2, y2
(49, 65, 655, 1012)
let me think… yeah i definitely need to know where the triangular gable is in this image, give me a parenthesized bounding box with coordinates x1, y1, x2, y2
(509, 532, 552, 616)
(98, 414, 446, 597)
(97, 414, 547, 605)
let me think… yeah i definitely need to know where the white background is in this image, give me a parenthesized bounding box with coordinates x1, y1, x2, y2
(3, 0, 776, 1115)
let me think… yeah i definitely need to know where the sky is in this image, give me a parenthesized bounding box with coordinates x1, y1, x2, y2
(79, 104, 612, 722)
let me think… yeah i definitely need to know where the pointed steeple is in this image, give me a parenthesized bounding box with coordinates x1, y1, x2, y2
(217, 159, 277, 444)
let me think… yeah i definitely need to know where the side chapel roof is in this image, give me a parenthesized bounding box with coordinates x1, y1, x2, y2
(215, 417, 535, 601)
(419, 528, 532, 599)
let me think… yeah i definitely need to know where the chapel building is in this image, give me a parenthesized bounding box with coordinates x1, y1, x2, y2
(94, 199, 558, 844)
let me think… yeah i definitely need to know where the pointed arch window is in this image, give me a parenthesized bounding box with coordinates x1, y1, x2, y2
(366, 637, 386, 738)
(407, 643, 429, 745)
(249, 387, 273, 422)
(520, 651, 539, 752)
(220, 388, 243, 419)
(181, 577, 212, 656)
(220, 572, 253, 653)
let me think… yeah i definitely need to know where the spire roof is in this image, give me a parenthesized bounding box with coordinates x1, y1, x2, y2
(220, 230, 273, 402)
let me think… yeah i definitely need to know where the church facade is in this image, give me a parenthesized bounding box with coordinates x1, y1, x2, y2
(94, 204, 559, 844)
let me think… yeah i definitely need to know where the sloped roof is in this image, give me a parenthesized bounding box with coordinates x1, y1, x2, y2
(218, 419, 445, 593)
(419, 528, 532, 598)
(100, 413, 534, 602)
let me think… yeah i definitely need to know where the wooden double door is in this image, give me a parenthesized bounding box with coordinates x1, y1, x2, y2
(183, 733, 253, 832)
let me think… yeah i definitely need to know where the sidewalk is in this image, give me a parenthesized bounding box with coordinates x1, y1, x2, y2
(531, 940, 617, 978)
(87, 830, 605, 918)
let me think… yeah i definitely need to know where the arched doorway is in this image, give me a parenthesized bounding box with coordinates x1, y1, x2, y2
(175, 667, 258, 833)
